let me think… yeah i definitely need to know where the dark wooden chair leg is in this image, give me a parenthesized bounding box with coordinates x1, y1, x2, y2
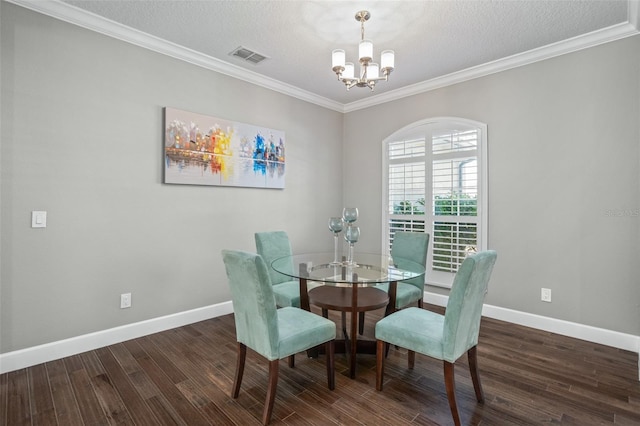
(288, 354, 295, 368)
(408, 350, 415, 369)
(326, 340, 335, 390)
(384, 303, 395, 317)
(444, 361, 461, 426)
(358, 312, 365, 335)
(232, 342, 246, 398)
(321, 308, 328, 318)
(468, 346, 484, 402)
(376, 339, 385, 391)
(263, 360, 279, 425)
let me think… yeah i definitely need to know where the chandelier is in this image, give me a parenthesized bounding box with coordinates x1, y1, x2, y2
(331, 10, 395, 91)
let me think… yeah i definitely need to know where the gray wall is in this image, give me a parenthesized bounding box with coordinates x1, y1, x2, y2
(344, 35, 640, 336)
(1, 2, 639, 356)
(0, 3, 343, 352)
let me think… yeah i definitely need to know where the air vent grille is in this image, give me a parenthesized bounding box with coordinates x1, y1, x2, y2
(230, 47, 268, 65)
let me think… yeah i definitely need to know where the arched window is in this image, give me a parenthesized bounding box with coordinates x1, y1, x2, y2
(382, 117, 488, 288)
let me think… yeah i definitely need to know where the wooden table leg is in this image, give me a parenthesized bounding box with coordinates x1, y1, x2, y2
(298, 263, 310, 312)
(341, 311, 347, 336)
(349, 274, 359, 379)
(299, 277, 310, 312)
(385, 280, 398, 317)
(384, 280, 398, 358)
(298, 268, 316, 358)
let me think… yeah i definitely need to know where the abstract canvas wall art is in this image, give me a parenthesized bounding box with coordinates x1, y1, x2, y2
(164, 107, 285, 188)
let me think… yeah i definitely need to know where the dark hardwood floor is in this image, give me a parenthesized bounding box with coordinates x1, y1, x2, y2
(1, 304, 639, 425)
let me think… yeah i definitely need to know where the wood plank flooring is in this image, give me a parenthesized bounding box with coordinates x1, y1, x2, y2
(1, 305, 639, 425)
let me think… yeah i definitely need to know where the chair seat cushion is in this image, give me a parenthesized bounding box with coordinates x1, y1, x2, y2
(276, 307, 336, 359)
(273, 280, 321, 308)
(375, 307, 446, 360)
(374, 282, 423, 308)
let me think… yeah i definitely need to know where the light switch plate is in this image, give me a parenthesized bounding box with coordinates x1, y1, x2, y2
(541, 288, 552, 302)
(31, 211, 47, 228)
(120, 293, 132, 309)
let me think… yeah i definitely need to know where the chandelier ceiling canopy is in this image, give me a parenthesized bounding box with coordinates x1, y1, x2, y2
(331, 10, 395, 91)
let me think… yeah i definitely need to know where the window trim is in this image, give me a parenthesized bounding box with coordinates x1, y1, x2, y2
(381, 117, 488, 289)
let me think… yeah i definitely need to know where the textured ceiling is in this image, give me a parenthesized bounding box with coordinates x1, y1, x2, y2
(13, 0, 639, 109)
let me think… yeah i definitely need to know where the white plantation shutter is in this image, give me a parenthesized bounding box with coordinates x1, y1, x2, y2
(387, 140, 426, 249)
(383, 119, 487, 288)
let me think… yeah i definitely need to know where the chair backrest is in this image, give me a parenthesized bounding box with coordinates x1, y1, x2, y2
(221, 249, 280, 360)
(390, 231, 430, 291)
(255, 231, 294, 285)
(442, 250, 497, 362)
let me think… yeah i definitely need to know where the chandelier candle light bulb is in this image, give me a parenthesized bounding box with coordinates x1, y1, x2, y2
(332, 49, 345, 70)
(359, 39, 373, 62)
(381, 50, 395, 71)
(331, 10, 395, 91)
(368, 63, 380, 79)
(344, 62, 355, 79)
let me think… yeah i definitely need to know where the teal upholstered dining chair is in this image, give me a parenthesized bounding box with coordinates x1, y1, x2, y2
(375, 250, 497, 426)
(359, 232, 430, 334)
(255, 231, 308, 308)
(377, 231, 430, 311)
(221, 250, 336, 425)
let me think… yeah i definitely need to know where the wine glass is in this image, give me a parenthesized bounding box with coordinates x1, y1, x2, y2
(342, 207, 359, 224)
(328, 217, 343, 264)
(344, 226, 360, 265)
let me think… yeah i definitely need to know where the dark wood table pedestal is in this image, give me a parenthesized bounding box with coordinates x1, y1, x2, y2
(305, 282, 393, 379)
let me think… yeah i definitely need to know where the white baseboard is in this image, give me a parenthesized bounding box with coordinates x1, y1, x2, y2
(424, 292, 640, 380)
(2, 295, 638, 379)
(0, 301, 233, 374)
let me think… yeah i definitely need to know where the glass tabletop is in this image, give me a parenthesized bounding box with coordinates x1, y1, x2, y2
(271, 252, 425, 286)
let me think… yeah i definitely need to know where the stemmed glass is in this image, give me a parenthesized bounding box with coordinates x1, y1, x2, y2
(342, 207, 358, 225)
(344, 225, 360, 265)
(341, 208, 359, 265)
(328, 217, 344, 265)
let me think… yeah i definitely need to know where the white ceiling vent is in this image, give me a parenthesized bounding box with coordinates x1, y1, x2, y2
(229, 46, 268, 65)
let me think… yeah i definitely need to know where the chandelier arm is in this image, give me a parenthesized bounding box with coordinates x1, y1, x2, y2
(346, 80, 358, 90)
(338, 75, 357, 87)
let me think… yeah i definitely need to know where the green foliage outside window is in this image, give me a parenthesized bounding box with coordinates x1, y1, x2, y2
(392, 193, 477, 216)
(434, 193, 477, 216)
(393, 198, 425, 215)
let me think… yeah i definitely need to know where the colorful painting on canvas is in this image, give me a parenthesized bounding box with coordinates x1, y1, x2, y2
(164, 107, 285, 188)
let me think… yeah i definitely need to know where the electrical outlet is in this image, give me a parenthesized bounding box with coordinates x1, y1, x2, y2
(541, 288, 552, 303)
(120, 293, 131, 309)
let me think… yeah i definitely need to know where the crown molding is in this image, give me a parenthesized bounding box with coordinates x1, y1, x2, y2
(6, 0, 640, 115)
(344, 19, 640, 112)
(4, 0, 345, 112)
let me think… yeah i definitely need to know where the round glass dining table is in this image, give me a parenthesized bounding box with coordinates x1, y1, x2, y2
(271, 252, 425, 378)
